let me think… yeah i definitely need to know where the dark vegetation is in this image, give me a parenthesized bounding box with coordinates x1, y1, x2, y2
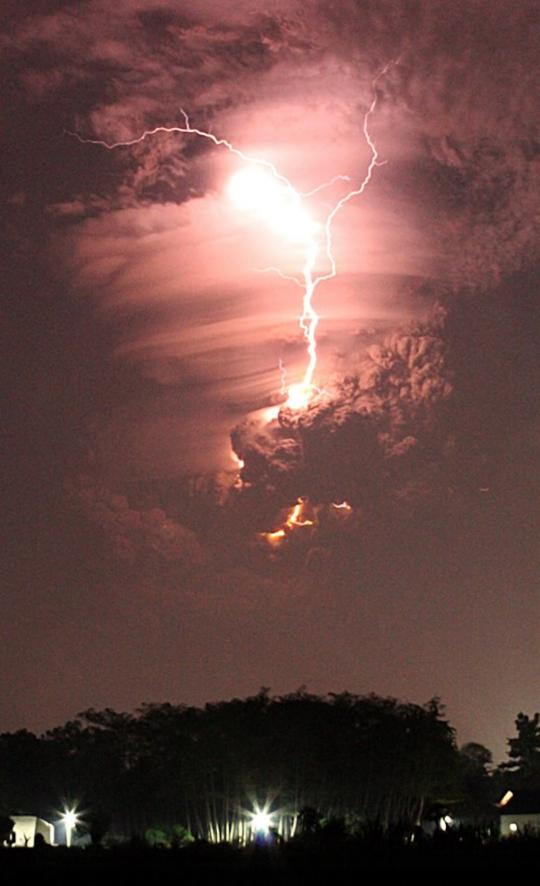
(1, 691, 539, 875)
(2, 830, 540, 881)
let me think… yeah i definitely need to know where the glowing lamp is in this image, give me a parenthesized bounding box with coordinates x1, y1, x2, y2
(509, 822, 518, 833)
(250, 808, 273, 836)
(61, 809, 79, 848)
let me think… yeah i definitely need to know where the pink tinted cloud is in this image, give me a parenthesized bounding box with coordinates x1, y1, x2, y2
(61, 92, 430, 342)
(28, 0, 536, 486)
(51, 78, 436, 481)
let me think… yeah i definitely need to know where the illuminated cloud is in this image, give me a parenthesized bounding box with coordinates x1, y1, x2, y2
(2, 1, 536, 570)
(1, 0, 538, 759)
(231, 308, 452, 509)
(3, 0, 534, 512)
(65, 474, 203, 568)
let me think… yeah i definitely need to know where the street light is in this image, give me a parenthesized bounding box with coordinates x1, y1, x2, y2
(61, 809, 79, 848)
(249, 805, 273, 843)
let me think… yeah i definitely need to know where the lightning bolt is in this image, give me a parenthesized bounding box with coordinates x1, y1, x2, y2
(67, 62, 396, 415)
(284, 60, 396, 409)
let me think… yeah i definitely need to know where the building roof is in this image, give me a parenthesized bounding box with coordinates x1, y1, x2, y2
(500, 791, 540, 814)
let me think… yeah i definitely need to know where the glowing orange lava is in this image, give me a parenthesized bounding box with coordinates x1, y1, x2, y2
(332, 501, 352, 512)
(286, 498, 314, 528)
(264, 529, 287, 548)
(260, 497, 313, 546)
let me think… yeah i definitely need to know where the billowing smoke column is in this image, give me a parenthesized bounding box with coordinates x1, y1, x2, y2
(231, 312, 453, 545)
(70, 63, 401, 546)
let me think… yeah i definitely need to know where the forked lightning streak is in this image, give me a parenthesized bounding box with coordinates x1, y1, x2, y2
(68, 63, 394, 413)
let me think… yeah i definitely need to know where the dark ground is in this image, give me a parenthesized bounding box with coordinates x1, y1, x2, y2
(3, 833, 540, 883)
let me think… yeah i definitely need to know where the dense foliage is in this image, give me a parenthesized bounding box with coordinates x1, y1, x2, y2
(0, 691, 458, 839)
(499, 712, 540, 789)
(1, 693, 536, 842)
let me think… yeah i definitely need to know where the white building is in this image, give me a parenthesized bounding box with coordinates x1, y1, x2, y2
(7, 815, 54, 847)
(499, 791, 540, 837)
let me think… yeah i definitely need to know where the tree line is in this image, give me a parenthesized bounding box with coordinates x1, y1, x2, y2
(0, 690, 538, 843)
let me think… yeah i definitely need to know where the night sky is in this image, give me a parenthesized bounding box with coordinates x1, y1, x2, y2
(2, 0, 538, 761)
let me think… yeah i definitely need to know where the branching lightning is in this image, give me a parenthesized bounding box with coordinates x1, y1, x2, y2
(67, 62, 395, 415)
(69, 62, 396, 545)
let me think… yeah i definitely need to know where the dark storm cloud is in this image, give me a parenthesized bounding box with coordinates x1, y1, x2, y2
(5, 0, 538, 285)
(3, 0, 537, 426)
(1, 2, 535, 597)
(5, 0, 535, 526)
(2, 1, 315, 215)
(314, 0, 539, 288)
(2, 1, 307, 137)
(65, 473, 203, 568)
(2, 0, 538, 762)
(231, 304, 452, 510)
(233, 264, 539, 549)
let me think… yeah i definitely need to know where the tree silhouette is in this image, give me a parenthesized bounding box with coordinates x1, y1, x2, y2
(458, 742, 495, 817)
(0, 691, 460, 839)
(0, 816, 14, 846)
(501, 712, 540, 789)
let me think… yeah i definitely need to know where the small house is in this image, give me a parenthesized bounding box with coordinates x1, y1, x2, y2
(499, 791, 540, 836)
(7, 815, 54, 847)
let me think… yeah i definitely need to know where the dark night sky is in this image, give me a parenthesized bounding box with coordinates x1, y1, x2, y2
(1, 0, 538, 761)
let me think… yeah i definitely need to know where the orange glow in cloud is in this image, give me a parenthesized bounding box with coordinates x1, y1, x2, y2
(260, 498, 354, 548)
(260, 497, 313, 547)
(332, 501, 352, 512)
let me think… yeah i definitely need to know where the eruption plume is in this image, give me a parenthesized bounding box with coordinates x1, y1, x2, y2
(67, 62, 396, 413)
(68, 63, 398, 546)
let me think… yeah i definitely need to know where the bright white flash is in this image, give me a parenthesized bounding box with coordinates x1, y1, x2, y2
(250, 808, 273, 835)
(61, 808, 79, 847)
(228, 167, 317, 243)
(285, 382, 316, 411)
(68, 60, 397, 412)
(228, 167, 279, 211)
(62, 811, 78, 829)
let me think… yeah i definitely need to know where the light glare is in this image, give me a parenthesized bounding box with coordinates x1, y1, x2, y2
(63, 811, 78, 829)
(285, 383, 313, 410)
(251, 809, 272, 835)
(61, 808, 79, 848)
(228, 167, 316, 244)
(228, 167, 282, 212)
